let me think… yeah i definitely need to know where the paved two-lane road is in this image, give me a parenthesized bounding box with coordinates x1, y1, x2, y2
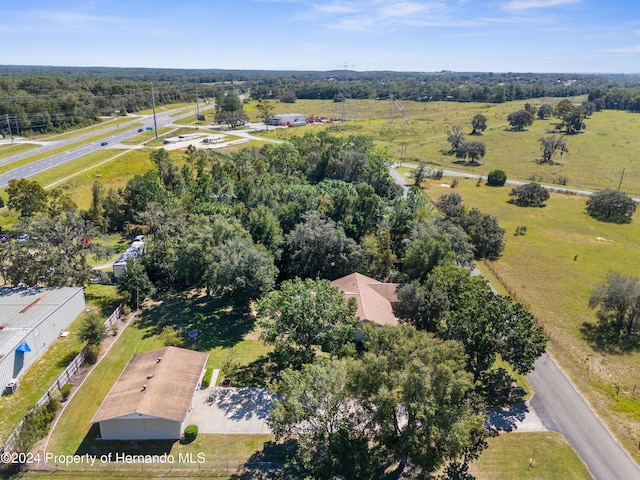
(528, 354, 640, 480)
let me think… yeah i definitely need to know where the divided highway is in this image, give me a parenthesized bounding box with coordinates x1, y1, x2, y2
(0, 106, 210, 189)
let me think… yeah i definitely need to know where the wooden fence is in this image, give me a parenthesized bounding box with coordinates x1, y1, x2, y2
(35, 303, 123, 407)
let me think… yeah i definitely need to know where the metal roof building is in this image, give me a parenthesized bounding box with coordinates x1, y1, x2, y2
(268, 113, 307, 127)
(0, 286, 85, 394)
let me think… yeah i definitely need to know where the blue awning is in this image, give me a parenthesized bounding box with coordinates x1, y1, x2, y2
(16, 341, 31, 353)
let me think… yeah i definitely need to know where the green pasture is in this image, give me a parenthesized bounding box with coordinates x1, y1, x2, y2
(253, 97, 640, 196)
(416, 174, 640, 462)
(470, 432, 592, 479)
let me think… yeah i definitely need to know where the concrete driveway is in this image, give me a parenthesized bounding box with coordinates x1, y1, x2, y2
(187, 385, 272, 434)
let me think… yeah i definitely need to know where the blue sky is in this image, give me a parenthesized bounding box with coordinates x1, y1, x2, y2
(2, 0, 640, 73)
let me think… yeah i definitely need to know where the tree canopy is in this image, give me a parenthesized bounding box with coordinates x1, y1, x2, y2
(538, 135, 568, 164)
(586, 189, 637, 224)
(6, 178, 49, 217)
(509, 182, 550, 207)
(394, 265, 547, 382)
(507, 109, 534, 131)
(471, 113, 488, 135)
(589, 271, 640, 337)
(268, 324, 489, 478)
(257, 278, 358, 366)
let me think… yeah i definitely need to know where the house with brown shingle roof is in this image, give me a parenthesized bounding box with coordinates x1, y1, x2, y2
(331, 273, 401, 327)
(91, 346, 208, 440)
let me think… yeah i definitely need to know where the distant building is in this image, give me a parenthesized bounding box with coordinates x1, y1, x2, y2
(268, 113, 307, 127)
(91, 346, 208, 440)
(0, 287, 85, 394)
(112, 240, 145, 278)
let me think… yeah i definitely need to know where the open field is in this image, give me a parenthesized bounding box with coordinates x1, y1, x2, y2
(414, 174, 640, 463)
(255, 97, 640, 196)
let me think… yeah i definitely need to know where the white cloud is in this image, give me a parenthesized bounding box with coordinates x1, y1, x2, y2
(502, 0, 581, 11)
(606, 45, 640, 54)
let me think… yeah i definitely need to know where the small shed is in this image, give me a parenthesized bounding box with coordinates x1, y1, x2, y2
(91, 346, 208, 440)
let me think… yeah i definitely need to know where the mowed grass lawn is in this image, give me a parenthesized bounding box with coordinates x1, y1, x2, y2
(45, 289, 274, 477)
(418, 174, 640, 463)
(470, 432, 592, 479)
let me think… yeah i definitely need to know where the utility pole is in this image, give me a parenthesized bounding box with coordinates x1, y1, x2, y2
(151, 82, 158, 140)
(195, 79, 200, 122)
(618, 167, 626, 191)
(6, 114, 12, 140)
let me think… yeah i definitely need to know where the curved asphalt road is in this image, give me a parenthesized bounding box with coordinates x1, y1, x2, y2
(2, 117, 639, 477)
(528, 354, 640, 480)
(392, 165, 640, 479)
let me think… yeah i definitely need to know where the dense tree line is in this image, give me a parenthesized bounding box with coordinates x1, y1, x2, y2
(3, 65, 640, 136)
(2, 130, 506, 298)
(0, 74, 223, 135)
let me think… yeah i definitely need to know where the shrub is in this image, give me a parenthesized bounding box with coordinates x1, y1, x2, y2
(222, 352, 240, 381)
(202, 368, 213, 388)
(450, 178, 459, 188)
(160, 325, 183, 347)
(13, 399, 60, 454)
(84, 343, 100, 365)
(60, 383, 73, 402)
(509, 182, 550, 207)
(586, 189, 637, 224)
(487, 170, 507, 186)
(183, 424, 198, 443)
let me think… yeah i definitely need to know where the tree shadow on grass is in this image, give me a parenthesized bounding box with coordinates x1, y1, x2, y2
(228, 440, 304, 480)
(137, 289, 255, 351)
(84, 289, 124, 316)
(75, 424, 175, 457)
(580, 321, 640, 354)
(233, 352, 283, 388)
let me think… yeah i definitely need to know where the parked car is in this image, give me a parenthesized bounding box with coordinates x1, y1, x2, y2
(0, 234, 8, 243)
(101, 141, 108, 146)
(17, 233, 30, 242)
